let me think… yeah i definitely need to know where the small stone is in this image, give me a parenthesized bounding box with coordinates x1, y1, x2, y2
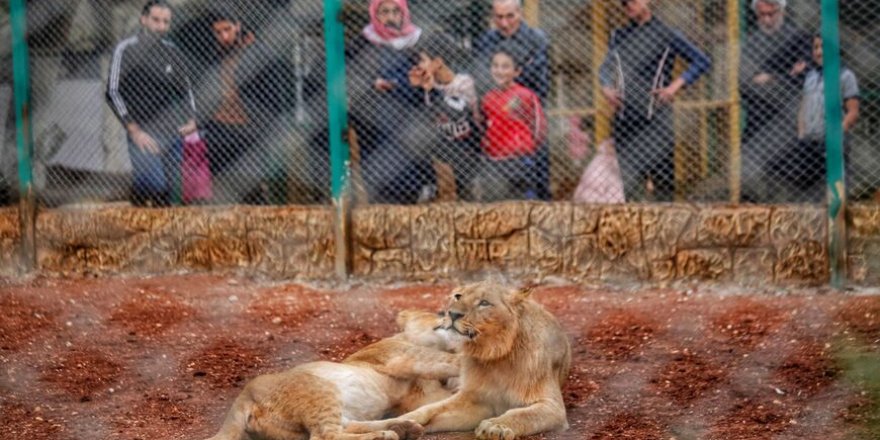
(228, 295, 239, 302)
(271, 317, 282, 325)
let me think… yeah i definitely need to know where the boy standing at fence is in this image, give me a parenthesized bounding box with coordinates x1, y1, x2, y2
(478, 43, 546, 201)
(408, 33, 481, 201)
(106, 0, 196, 206)
(598, 0, 710, 202)
(784, 33, 860, 202)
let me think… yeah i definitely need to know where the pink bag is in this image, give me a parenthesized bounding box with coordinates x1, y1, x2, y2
(572, 140, 625, 204)
(182, 131, 213, 203)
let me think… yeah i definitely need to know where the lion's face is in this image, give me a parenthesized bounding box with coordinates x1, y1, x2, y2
(439, 282, 524, 360)
(396, 309, 461, 353)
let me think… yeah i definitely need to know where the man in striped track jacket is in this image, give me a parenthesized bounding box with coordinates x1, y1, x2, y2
(106, 0, 196, 206)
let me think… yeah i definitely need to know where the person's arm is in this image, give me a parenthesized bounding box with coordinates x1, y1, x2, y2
(106, 38, 160, 154)
(106, 38, 135, 129)
(841, 70, 860, 132)
(174, 46, 198, 135)
(598, 30, 622, 110)
(654, 29, 711, 103)
(843, 98, 860, 133)
(523, 29, 550, 100)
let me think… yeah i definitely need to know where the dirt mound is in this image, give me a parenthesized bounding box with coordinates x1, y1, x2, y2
(590, 412, 666, 439)
(108, 288, 195, 338)
(711, 301, 785, 350)
(0, 295, 58, 351)
(0, 402, 69, 440)
(583, 309, 658, 360)
(40, 349, 124, 401)
(652, 349, 727, 404)
(184, 338, 271, 389)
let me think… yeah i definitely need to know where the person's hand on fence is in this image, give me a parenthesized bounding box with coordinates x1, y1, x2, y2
(374, 78, 395, 91)
(652, 78, 685, 105)
(752, 72, 772, 85)
(178, 119, 197, 137)
(128, 125, 160, 155)
(601, 86, 623, 112)
(790, 60, 807, 77)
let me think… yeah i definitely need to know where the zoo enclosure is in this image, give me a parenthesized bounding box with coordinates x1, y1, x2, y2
(2, 0, 879, 284)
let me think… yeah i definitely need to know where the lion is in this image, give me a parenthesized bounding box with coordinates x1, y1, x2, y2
(345, 281, 572, 440)
(203, 310, 460, 440)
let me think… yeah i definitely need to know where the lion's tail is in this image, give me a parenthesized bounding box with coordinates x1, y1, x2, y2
(202, 388, 257, 440)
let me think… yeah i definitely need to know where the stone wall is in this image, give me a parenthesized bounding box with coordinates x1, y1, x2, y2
(1, 203, 879, 286)
(353, 203, 831, 286)
(0, 207, 20, 276)
(18, 206, 335, 279)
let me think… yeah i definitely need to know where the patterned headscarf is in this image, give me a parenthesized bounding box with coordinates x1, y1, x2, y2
(363, 0, 421, 49)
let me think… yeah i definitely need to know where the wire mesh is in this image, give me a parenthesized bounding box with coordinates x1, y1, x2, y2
(0, 0, 876, 207)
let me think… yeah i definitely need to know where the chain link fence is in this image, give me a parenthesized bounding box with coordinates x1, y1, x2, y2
(0, 0, 877, 207)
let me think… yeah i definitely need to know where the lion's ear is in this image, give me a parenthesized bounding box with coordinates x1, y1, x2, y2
(509, 285, 535, 305)
(396, 310, 417, 329)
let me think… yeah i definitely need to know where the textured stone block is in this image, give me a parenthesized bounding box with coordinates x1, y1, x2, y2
(373, 248, 412, 275)
(352, 206, 388, 249)
(411, 206, 455, 275)
(849, 204, 880, 239)
(774, 240, 828, 285)
(642, 205, 697, 249)
(531, 203, 571, 237)
(564, 235, 602, 280)
(733, 248, 776, 285)
(696, 207, 770, 247)
(456, 238, 489, 272)
(769, 206, 824, 246)
(0, 208, 21, 275)
(675, 249, 732, 281)
(488, 230, 529, 271)
(454, 202, 530, 239)
(596, 207, 641, 261)
(571, 205, 601, 236)
(531, 227, 564, 273)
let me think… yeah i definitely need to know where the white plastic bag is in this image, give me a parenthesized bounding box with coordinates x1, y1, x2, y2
(572, 140, 625, 204)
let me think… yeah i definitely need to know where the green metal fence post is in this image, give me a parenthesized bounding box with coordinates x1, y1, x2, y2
(821, 0, 846, 288)
(323, 0, 352, 279)
(10, 0, 36, 273)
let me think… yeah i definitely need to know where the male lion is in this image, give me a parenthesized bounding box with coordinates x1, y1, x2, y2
(204, 310, 459, 440)
(346, 281, 572, 440)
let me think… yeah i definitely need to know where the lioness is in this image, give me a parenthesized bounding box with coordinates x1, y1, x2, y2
(204, 310, 460, 440)
(346, 282, 572, 440)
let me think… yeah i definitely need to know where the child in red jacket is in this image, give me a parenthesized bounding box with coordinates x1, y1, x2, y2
(479, 42, 547, 201)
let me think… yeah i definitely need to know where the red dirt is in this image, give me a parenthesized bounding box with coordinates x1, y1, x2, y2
(0, 275, 878, 440)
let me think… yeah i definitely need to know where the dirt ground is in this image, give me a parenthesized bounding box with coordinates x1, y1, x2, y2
(2, 274, 880, 440)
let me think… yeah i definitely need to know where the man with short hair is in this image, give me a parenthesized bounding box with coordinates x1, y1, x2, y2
(599, 0, 711, 202)
(107, 0, 196, 206)
(474, 0, 551, 200)
(200, 7, 294, 204)
(739, 0, 810, 202)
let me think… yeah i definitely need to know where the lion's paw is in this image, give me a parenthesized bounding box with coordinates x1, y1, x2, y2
(475, 419, 516, 440)
(375, 430, 400, 440)
(388, 420, 425, 440)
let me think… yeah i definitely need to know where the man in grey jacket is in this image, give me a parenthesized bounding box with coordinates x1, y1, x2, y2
(106, 0, 196, 206)
(599, 0, 711, 202)
(739, 0, 810, 202)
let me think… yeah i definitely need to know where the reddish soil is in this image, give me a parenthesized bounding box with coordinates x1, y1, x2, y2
(1, 274, 879, 440)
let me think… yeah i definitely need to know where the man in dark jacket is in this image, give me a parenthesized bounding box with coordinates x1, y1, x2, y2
(201, 7, 294, 204)
(107, 0, 196, 206)
(599, 0, 711, 202)
(739, 0, 810, 202)
(474, 0, 551, 200)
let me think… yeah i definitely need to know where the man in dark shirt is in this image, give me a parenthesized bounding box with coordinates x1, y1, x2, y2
(200, 7, 294, 204)
(599, 0, 711, 202)
(474, 0, 551, 200)
(739, 0, 810, 202)
(107, 0, 196, 206)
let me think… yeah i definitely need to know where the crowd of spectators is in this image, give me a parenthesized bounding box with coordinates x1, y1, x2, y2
(103, 0, 859, 207)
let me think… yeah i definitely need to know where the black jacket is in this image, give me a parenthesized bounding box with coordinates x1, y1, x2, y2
(106, 31, 195, 134)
